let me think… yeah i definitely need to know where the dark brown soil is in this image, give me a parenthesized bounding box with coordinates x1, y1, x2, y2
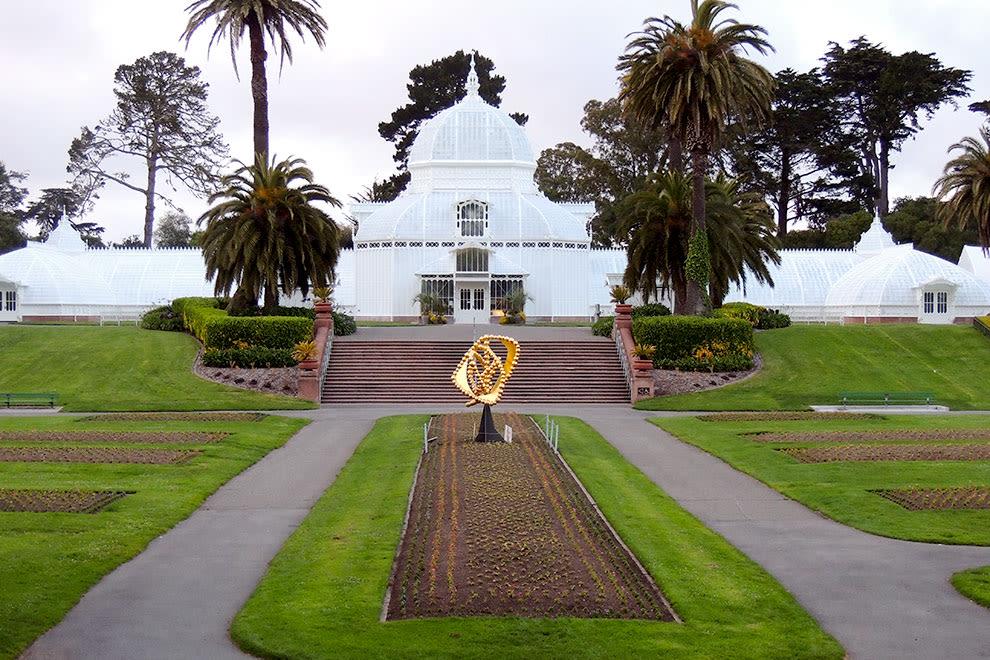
(780, 443, 990, 464)
(386, 412, 676, 622)
(77, 413, 266, 423)
(752, 429, 990, 443)
(652, 357, 759, 396)
(193, 351, 298, 396)
(0, 447, 201, 464)
(0, 489, 129, 513)
(0, 431, 226, 444)
(873, 487, 990, 510)
(700, 412, 880, 422)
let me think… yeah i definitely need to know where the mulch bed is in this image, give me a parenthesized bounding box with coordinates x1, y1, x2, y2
(0, 447, 201, 464)
(193, 352, 298, 396)
(752, 429, 990, 444)
(700, 412, 879, 422)
(77, 413, 266, 423)
(780, 443, 990, 464)
(652, 356, 760, 396)
(872, 487, 990, 511)
(0, 489, 129, 513)
(0, 431, 227, 444)
(386, 412, 676, 622)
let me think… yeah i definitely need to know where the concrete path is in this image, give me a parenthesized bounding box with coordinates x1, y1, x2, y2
(575, 407, 990, 660)
(18, 405, 990, 659)
(22, 408, 382, 660)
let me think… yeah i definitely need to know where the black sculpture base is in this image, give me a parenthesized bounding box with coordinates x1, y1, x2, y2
(474, 404, 504, 443)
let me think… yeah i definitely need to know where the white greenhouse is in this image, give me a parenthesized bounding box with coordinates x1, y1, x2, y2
(1, 61, 989, 326)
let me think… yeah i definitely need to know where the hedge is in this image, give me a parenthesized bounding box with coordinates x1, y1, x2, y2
(202, 346, 296, 368)
(172, 297, 312, 350)
(633, 315, 754, 372)
(332, 311, 357, 336)
(631, 303, 671, 319)
(140, 305, 183, 332)
(715, 302, 791, 330)
(592, 316, 614, 337)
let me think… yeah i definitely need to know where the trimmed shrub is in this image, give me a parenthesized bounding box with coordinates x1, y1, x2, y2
(229, 305, 316, 319)
(172, 297, 313, 349)
(202, 347, 296, 369)
(332, 311, 356, 336)
(633, 315, 754, 372)
(592, 316, 614, 337)
(140, 305, 183, 332)
(757, 308, 791, 329)
(715, 302, 762, 326)
(631, 303, 671, 319)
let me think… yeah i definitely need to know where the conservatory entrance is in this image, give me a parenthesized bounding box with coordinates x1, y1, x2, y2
(454, 281, 489, 324)
(0, 279, 17, 322)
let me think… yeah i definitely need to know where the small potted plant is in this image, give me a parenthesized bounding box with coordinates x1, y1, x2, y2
(631, 343, 656, 372)
(313, 285, 333, 315)
(292, 340, 318, 371)
(611, 285, 633, 329)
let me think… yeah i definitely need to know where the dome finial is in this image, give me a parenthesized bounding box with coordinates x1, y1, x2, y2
(466, 52, 479, 97)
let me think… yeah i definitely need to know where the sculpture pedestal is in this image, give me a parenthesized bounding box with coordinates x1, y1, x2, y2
(474, 404, 504, 443)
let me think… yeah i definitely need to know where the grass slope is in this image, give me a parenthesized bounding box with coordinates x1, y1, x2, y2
(652, 414, 990, 545)
(952, 566, 990, 609)
(0, 326, 313, 411)
(0, 414, 308, 658)
(637, 325, 990, 411)
(231, 415, 841, 659)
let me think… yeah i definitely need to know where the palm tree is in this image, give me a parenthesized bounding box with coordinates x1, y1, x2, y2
(199, 155, 341, 313)
(620, 171, 780, 311)
(705, 176, 780, 306)
(620, 171, 692, 313)
(618, 0, 775, 313)
(934, 127, 990, 249)
(182, 0, 327, 160)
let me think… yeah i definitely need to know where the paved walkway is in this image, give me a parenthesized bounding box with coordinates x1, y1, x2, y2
(19, 405, 990, 659)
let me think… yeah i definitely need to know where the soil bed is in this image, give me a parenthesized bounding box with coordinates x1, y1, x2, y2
(0, 431, 226, 444)
(0, 489, 129, 513)
(386, 412, 675, 622)
(700, 412, 880, 422)
(0, 447, 200, 464)
(651, 356, 759, 397)
(193, 351, 298, 396)
(873, 487, 990, 511)
(77, 412, 267, 423)
(780, 443, 990, 464)
(753, 429, 990, 443)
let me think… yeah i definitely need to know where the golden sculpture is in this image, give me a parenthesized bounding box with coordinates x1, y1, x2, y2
(451, 335, 520, 442)
(451, 334, 520, 406)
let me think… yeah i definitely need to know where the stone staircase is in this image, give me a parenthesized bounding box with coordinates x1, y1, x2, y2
(321, 339, 629, 404)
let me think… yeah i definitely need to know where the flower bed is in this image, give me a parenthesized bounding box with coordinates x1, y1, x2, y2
(0, 447, 201, 464)
(752, 429, 990, 443)
(386, 412, 676, 621)
(873, 487, 990, 511)
(0, 489, 129, 513)
(76, 412, 267, 422)
(698, 412, 880, 422)
(0, 430, 226, 444)
(633, 315, 754, 372)
(779, 443, 990, 463)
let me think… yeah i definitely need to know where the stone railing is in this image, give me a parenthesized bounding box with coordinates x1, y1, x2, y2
(297, 302, 335, 403)
(612, 305, 655, 404)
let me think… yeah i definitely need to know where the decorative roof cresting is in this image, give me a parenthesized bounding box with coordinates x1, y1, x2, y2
(466, 53, 480, 97)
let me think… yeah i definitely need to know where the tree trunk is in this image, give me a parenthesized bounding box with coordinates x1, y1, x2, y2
(667, 134, 684, 174)
(263, 281, 279, 311)
(776, 148, 791, 238)
(685, 148, 708, 315)
(143, 157, 157, 248)
(672, 272, 688, 315)
(226, 285, 255, 316)
(247, 14, 270, 162)
(877, 139, 890, 218)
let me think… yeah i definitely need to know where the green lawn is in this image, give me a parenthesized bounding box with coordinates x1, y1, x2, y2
(652, 414, 990, 545)
(637, 325, 990, 411)
(953, 566, 990, 609)
(0, 414, 308, 659)
(231, 415, 841, 659)
(0, 326, 314, 411)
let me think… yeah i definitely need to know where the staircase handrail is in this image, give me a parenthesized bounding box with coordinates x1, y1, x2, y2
(614, 327, 632, 395)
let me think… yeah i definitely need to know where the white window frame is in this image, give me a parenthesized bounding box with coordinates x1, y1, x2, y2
(457, 200, 488, 238)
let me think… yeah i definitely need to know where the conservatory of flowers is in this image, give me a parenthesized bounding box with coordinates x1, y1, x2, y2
(1, 62, 989, 325)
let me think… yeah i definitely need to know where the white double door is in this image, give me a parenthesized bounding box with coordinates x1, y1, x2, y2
(454, 283, 489, 324)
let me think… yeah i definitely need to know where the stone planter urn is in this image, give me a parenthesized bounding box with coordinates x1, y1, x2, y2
(298, 359, 318, 372)
(615, 303, 633, 331)
(632, 358, 654, 372)
(314, 301, 332, 316)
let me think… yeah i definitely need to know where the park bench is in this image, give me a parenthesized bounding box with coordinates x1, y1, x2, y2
(838, 391, 936, 406)
(2, 393, 58, 408)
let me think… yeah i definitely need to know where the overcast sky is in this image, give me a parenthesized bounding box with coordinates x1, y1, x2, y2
(2, 0, 987, 242)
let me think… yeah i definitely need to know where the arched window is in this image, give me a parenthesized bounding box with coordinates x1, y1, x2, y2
(457, 200, 488, 237)
(456, 248, 489, 272)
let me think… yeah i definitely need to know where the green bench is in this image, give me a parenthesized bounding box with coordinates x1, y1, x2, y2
(2, 393, 58, 408)
(838, 391, 935, 406)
